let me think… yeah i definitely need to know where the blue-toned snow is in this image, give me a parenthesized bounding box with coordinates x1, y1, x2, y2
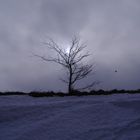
(0, 94, 140, 140)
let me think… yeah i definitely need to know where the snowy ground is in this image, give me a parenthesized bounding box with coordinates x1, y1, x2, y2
(0, 94, 140, 140)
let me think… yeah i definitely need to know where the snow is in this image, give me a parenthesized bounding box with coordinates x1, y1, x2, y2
(0, 94, 140, 140)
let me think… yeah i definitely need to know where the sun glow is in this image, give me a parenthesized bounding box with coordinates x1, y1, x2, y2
(66, 47, 70, 54)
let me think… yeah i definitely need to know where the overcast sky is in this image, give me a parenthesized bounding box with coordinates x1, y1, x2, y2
(0, 0, 140, 92)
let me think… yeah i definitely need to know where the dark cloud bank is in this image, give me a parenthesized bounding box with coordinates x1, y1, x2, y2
(0, 0, 140, 92)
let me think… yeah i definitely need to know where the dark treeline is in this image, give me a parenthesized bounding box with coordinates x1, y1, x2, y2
(0, 91, 27, 96)
(0, 89, 140, 97)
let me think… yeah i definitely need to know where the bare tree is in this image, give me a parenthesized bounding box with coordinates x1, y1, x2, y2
(35, 37, 96, 94)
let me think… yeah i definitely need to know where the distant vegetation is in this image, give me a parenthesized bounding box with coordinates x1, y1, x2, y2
(0, 91, 27, 96)
(0, 89, 140, 97)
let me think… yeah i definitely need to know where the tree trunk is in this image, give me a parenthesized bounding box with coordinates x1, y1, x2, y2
(68, 65, 72, 94)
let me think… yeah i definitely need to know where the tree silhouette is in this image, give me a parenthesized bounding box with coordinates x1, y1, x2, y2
(35, 36, 96, 94)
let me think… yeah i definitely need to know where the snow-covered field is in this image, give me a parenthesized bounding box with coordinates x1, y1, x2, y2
(0, 94, 140, 140)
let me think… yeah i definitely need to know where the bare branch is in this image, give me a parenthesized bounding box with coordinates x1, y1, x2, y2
(34, 54, 67, 67)
(76, 81, 100, 91)
(59, 78, 69, 84)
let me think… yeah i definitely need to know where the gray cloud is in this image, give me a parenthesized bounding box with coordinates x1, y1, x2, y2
(0, 0, 140, 91)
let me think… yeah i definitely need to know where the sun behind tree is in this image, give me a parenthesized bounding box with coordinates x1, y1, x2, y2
(35, 36, 96, 94)
(65, 47, 70, 54)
